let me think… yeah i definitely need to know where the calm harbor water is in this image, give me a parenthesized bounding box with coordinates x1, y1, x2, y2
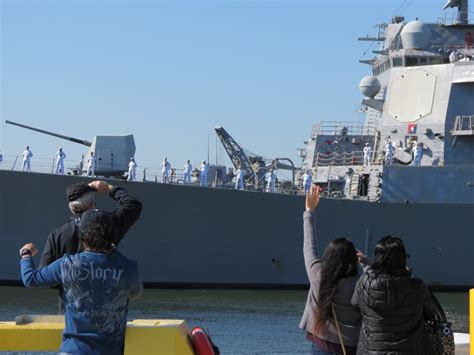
(0, 286, 469, 354)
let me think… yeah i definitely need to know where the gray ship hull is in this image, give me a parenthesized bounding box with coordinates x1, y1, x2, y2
(1, 170, 472, 289)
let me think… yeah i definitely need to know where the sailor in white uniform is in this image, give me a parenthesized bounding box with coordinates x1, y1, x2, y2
(86, 152, 96, 176)
(183, 160, 192, 183)
(55, 147, 67, 174)
(161, 158, 171, 183)
(412, 142, 423, 166)
(384, 140, 395, 165)
(363, 143, 373, 166)
(199, 160, 208, 187)
(302, 170, 312, 194)
(265, 169, 276, 193)
(235, 166, 245, 190)
(128, 157, 137, 181)
(22, 146, 33, 172)
(449, 50, 460, 63)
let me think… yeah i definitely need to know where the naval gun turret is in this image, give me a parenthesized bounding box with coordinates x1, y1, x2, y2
(5, 120, 136, 177)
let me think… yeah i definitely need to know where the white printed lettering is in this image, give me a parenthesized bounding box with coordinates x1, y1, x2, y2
(75, 261, 124, 286)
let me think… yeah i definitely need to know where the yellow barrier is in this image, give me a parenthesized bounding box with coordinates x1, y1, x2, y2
(0, 316, 194, 355)
(470, 289, 473, 355)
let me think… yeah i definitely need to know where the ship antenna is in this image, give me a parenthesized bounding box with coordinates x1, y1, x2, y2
(215, 133, 218, 165)
(392, 0, 412, 17)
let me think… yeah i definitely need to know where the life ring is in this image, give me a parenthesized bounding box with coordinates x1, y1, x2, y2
(191, 327, 216, 355)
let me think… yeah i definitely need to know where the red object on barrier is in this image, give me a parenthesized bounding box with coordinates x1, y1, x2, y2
(191, 327, 216, 355)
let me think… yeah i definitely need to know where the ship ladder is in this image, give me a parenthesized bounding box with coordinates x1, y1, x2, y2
(349, 173, 360, 197)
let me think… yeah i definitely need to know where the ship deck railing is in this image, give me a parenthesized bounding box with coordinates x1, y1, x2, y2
(311, 121, 377, 138)
(314, 150, 385, 167)
(0, 155, 390, 200)
(0, 155, 300, 195)
(452, 115, 474, 135)
(0, 155, 201, 184)
(437, 11, 474, 26)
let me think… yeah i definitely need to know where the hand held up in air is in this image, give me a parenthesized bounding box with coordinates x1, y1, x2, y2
(19, 243, 38, 258)
(88, 180, 113, 193)
(356, 249, 366, 262)
(305, 185, 321, 212)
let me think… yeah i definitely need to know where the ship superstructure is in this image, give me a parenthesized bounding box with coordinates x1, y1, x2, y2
(300, 0, 474, 205)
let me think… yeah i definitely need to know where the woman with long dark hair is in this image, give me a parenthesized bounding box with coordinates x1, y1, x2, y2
(351, 236, 436, 354)
(300, 186, 368, 355)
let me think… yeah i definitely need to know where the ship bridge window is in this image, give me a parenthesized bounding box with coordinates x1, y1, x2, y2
(403, 56, 442, 67)
(428, 57, 442, 65)
(372, 59, 391, 76)
(406, 57, 418, 67)
(392, 57, 403, 67)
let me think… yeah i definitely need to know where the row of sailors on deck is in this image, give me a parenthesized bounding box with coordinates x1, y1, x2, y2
(234, 166, 278, 192)
(16, 146, 67, 174)
(156, 158, 208, 185)
(384, 139, 423, 166)
(156, 159, 280, 192)
(13, 146, 95, 176)
(363, 140, 423, 166)
(13, 140, 424, 180)
(132, 142, 423, 185)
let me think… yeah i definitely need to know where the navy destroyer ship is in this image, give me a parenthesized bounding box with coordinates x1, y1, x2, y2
(0, 0, 473, 289)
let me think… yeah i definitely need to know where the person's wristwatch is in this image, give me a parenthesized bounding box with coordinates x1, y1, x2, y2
(19, 248, 32, 258)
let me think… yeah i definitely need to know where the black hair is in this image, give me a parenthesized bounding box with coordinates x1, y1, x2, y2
(79, 224, 114, 251)
(315, 238, 358, 334)
(371, 236, 409, 276)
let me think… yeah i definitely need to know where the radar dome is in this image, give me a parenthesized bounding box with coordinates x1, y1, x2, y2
(400, 21, 432, 49)
(359, 76, 381, 98)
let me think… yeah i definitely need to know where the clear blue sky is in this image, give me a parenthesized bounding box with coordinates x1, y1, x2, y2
(0, 0, 450, 170)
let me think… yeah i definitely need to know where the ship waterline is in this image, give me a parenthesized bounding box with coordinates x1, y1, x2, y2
(1, 170, 472, 289)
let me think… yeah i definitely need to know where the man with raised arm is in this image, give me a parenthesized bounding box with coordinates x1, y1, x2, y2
(39, 180, 142, 312)
(20, 209, 143, 354)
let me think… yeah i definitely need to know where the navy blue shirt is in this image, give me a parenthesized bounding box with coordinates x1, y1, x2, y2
(21, 251, 143, 355)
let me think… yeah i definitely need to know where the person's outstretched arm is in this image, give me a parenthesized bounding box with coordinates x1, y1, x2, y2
(303, 186, 322, 282)
(356, 249, 371, 272)
(19, 243, 62, 288)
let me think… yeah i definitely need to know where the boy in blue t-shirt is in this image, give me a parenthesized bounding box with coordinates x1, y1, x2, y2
(19, 209, 143, 355)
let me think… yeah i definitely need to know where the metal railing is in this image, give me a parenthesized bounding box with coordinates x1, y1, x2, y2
(0, 155, 66, 174)
(311, 121, 377, 138)
(437, 11, 474, 26)
(314, 150, 385, 167)
(315, 151, 363, 166)
(0, 155, 296, 194)
(453, 115, 474, 132)
(0, 154, 391, 201)
(0, 155, 199, 184)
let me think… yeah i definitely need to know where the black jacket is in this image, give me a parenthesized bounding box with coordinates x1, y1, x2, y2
(351, 269, 436, 355)
(39, 186, 142, 311)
